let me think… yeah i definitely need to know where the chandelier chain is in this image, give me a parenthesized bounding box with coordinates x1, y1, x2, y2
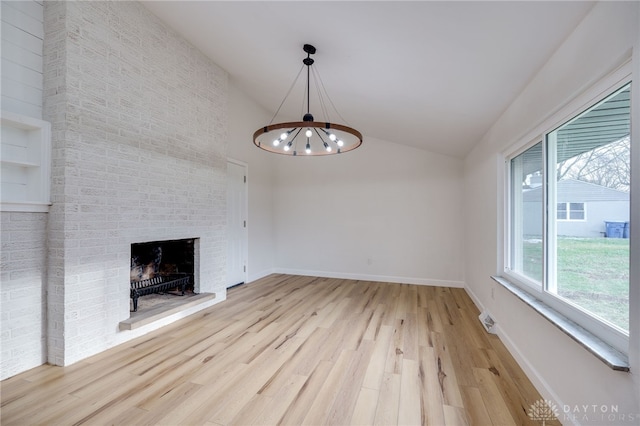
(311, 66, 330, 122)
(269, 64, 305, 125)
(313, 64, 352, 127)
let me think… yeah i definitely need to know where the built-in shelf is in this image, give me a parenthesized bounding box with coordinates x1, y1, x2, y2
(1, 110, 51, 212)
(1, 159, 40, 168)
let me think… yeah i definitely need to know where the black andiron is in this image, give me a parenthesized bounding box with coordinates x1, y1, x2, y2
(130, 274, 189, 312)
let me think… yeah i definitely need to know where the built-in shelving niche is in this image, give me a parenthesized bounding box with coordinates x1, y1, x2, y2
(1, 110, 51, 212)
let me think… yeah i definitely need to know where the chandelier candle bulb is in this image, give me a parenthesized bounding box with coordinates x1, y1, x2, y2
(253, 43, 363, 156)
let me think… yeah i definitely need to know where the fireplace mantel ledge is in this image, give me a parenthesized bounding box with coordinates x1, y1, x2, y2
(119, 293, 216, 331)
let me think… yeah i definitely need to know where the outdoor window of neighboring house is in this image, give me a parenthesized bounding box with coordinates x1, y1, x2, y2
(557, 202, 585, 221)
(506, 78, 631, 354)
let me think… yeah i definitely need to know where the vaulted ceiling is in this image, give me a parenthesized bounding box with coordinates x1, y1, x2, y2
(142, 1, 595, 159)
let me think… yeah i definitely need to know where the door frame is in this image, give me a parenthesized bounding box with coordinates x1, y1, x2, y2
(227, 158, 249, 287)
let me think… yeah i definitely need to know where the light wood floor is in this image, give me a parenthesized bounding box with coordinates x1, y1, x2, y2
(1, 274, 558, 425)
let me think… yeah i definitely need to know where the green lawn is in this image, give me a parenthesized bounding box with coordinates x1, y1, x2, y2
(523, 237, 629, 332)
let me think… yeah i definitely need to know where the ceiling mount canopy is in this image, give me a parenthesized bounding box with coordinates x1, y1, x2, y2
(253, 44, 363, 156)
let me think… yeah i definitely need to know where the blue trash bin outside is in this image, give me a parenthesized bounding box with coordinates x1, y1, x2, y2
(605, 221, 626, 238)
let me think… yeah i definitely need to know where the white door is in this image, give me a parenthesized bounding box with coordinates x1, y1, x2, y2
(227, 161, 247, 287)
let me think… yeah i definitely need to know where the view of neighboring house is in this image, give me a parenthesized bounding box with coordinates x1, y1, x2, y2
(523, 178, 630, 238)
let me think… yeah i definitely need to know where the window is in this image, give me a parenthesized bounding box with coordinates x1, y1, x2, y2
(510, 143, 543, 285)
(506, 81, 631, 353)
(557, 202, 585, 221)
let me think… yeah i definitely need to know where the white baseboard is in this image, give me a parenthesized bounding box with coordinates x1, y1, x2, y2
(463, 282, 486, 312)
(463, 285, 572, 425)
(493, 323, 574, 425)
(247, 268, 277, 284)
(273, 268, 464, 288)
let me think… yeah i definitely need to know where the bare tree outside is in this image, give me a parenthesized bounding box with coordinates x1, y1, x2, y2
(557, 136, 630, 192)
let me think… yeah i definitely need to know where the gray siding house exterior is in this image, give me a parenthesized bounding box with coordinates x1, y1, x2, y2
(523, 179, 629, 238)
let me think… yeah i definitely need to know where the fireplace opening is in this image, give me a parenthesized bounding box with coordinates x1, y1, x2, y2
(130, 238, 197, 312)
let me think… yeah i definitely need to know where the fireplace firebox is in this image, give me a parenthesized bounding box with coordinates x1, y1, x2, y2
(130, 238, 197, 311)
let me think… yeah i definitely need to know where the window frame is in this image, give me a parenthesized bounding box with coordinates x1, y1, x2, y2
(556, 202, 586, 222)
(501, 62, 632, 355)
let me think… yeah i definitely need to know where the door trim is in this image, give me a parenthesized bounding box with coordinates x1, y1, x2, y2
(227, 158, 248, 287)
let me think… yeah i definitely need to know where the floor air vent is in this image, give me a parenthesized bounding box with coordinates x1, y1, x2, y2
(479, 311, 497, 334)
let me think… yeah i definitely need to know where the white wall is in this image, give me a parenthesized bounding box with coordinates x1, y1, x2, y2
(0, 213, 47, 380)
(1, 0, 43, 119)
(227, 80, 276, 282)
(273, 136, 465, 287)
(464, 2, 640, 423)
(0, 0, 48, 380)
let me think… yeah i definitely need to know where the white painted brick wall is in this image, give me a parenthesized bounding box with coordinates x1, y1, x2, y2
(0, 212, 48, 380)
(0, 0, 48, 380)
(43, 1, 228, 366)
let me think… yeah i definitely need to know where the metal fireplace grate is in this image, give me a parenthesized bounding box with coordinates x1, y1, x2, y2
(130, 273, 190, 312)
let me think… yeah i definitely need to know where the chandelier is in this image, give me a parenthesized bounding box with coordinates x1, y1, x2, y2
(253, 44, 363, 156)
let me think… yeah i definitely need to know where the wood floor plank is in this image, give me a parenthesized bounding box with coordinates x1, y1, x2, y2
(362, 324, 395, 390)
(42, 373, 148, 425)
(426, 297, 445, 333)
(155, 363, 250, 425)
(103, 406, 149, 426)
(401, 313, 419, 361)
(300, 349, 354, 425)
(373, 372, 402, 426)
(325, 340, 375, 425)
(441, 322, 480, 388)
(229, 374, 308, 426)
(188, 338, 252, 386)
(444, 404, 471, 425)
(384, 318, 405, 374)
(398, 358, 422, 425)
(0, 274, 553, 426)
(350, 386, 379, 425)
(431, 330, 466, 408)
(460, 385, 494, 426)
(258, 331, 328, 396)
(418, 345, 447, 425)
(362, 302, 386, 341)
(473, 367, 518, 425)
(277, 360, 334, 426)
(317, 295, 352, 329)
(2, 392, 81, 425)
(209, 332, 305, 425)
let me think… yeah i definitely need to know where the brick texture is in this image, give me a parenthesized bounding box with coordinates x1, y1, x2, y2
(0, 212, 48, 380)
(42, 1, 228, 366)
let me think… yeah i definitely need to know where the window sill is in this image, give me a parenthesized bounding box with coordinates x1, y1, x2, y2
(490, 275, 630, 372)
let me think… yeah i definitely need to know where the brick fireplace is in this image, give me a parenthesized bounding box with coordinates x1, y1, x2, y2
(41, 1, 229, 368)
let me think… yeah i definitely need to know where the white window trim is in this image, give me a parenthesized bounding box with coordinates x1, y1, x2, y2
(501, 59, 632, 357)
(557, 202, 587, 222)
(491, 276, 629, 371)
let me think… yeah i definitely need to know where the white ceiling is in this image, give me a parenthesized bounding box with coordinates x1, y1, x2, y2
(142, 1, 594, 159)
